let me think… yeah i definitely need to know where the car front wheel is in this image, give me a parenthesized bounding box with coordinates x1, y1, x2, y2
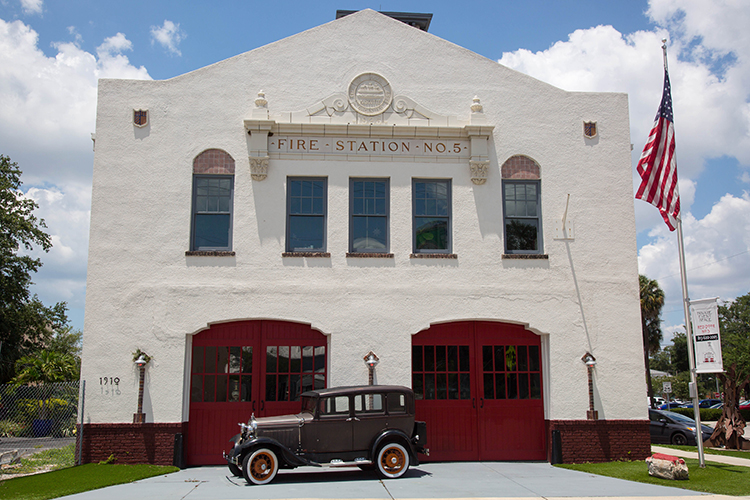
(242, 448, 279, 485)
(671, 432, 688, 446)
(376, 442, 409, 479)
(228, 462, 242, 477)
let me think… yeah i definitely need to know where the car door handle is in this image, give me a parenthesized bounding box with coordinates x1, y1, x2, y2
(346, 417, 361, 422)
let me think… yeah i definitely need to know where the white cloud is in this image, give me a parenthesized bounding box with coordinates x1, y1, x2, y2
(150, 20, 185, 56)
(638, 192, 750, 329)
(498, 0, 750, 339)
(0, 18, 151, 321)
(0, 19, 150, 186)
(20, 0, 42, 15)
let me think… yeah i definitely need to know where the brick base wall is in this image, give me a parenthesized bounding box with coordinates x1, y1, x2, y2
(80, 423, 186, 465)
(548, 419, 650, 463)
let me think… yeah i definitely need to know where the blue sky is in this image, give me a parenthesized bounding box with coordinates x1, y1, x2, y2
(1, 0, 749, 346)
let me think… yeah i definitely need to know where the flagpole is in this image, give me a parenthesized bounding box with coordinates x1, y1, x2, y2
(664, 39, 706, 468)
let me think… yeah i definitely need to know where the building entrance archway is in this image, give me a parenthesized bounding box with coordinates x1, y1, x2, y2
(412, 321, 545, 461)
(187, 320, 327, 465)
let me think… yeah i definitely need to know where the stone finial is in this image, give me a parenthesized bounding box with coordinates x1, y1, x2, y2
(255, 90, 268, 109)
(471, 96, 483, 114)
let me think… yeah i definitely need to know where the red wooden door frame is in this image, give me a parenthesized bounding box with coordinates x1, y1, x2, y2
(187, 320, 326, 466)
(413, 321, 545, 461)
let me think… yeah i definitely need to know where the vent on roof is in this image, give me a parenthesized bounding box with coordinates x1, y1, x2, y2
(336, 10, 433, 32)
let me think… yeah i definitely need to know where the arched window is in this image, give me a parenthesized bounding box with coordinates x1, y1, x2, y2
(501, 156, 542, 254)
(190, 149, 235, 251)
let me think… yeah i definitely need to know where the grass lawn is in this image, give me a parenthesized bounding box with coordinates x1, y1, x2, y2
(0, 463, 179, 500)
(557, 458, 750, 496)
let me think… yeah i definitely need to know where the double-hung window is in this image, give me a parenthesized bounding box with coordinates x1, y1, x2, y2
(191, 175, 234, 251)
(287, 177, 327, 252)
(413, 179, 451, 254)
(350, 179, 389, 253)
(502, 180, 542, 254)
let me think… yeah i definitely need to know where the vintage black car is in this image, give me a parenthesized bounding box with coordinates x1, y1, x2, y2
(225, 385, 428, 484)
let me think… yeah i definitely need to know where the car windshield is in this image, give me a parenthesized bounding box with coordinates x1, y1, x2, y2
(663, 412, 696, 424)
(300, 395, 316, 414)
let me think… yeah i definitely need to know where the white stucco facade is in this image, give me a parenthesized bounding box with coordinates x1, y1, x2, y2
(81, 10, 645, 459)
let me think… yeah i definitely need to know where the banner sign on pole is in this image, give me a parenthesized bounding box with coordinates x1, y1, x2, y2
(690, 297, 723, 374)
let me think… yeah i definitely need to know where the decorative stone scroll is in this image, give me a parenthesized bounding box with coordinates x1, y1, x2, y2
(249, 156, 269, 181)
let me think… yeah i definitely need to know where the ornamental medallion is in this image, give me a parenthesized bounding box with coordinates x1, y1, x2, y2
(348, 73, 392, 116)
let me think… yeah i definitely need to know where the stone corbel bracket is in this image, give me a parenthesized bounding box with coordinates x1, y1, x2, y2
(466, 97, 493, 185)
(245, 119, 274, 181)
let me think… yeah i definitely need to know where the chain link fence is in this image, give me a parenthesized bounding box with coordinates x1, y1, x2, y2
(0, 381, 83, 476)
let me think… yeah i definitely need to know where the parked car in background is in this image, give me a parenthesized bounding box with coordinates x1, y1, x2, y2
(681, 399, 723, 409)
(224, 385, 428, 485)
(649, 409, 714, 446)
(709, 402, 723, 409)
(658, 402, 685, 410)
(740, 401, 750, 410)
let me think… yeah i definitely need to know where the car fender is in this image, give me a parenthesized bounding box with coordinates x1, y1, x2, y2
(236, 436, 315, 468)
(371, 429, 419, 466)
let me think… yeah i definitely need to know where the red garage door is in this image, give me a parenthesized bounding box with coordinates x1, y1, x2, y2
(187, 320, 327, 465)
(412, 321, 545, 461)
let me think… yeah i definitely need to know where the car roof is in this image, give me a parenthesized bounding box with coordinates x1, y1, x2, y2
(300, 385, 413, 398)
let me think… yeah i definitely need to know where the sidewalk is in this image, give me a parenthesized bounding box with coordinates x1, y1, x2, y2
(652, 445, 750, 468)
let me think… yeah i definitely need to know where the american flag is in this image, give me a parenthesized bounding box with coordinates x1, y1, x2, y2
(635, 69, 680, 231)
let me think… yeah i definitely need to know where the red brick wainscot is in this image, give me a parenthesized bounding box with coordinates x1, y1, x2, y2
(79, 423, 186, 465)
(547, 420, 650, 463)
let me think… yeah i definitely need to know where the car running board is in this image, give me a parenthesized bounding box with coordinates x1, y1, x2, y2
(320, 458, 372, 468)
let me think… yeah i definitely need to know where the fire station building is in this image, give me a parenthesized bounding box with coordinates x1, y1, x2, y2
(80, 9, 650, 465)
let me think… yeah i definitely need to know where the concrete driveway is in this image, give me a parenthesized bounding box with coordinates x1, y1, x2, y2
(58, 461, 730, 500)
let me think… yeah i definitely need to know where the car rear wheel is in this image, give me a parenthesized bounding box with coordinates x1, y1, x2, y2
(243, 448, 279, 485)
(376, 443, 409, 479)
(671, 432, 688, 446)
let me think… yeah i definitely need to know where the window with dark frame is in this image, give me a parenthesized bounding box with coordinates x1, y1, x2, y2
(482, 344, 542, 400)
(502, 180, 542, 254)
(190, 175, 233, 251)
(411, 345, 471, 400)
(190, 345, 252, 403)
(287, 177, 327, 252)
(412, 179, 451, 253)
(350, 178, 389, 253)
(265, 345, 326, 402)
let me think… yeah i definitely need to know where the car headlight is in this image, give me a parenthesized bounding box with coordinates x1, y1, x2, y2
(686, 426, 696, 432)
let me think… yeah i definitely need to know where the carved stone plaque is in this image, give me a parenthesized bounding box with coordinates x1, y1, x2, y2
(348, 73, 392, 116)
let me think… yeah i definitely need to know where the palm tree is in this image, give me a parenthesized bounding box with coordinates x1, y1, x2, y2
(12, 351, 79, 385)
(640, 275, 665, 408)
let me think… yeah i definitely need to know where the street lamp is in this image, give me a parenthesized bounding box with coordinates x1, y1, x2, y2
(133, 350, 151, 424)
(581, 352, 598, 420)
(363, 351, 379, 386)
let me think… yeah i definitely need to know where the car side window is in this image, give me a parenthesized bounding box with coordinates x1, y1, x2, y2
(387, 392, 407, 414)
(320, 395, 350, 416)
(354, 393, 384, 415)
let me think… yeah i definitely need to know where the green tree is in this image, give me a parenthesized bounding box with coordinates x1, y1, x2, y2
(718, 293, 750, 399)
(0, 155, 68, 382)
(12, 350, 79, 384)
(640, 275, 665, 408)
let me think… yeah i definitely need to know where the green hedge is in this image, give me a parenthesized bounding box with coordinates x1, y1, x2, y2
(668, 407, 750, 421)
